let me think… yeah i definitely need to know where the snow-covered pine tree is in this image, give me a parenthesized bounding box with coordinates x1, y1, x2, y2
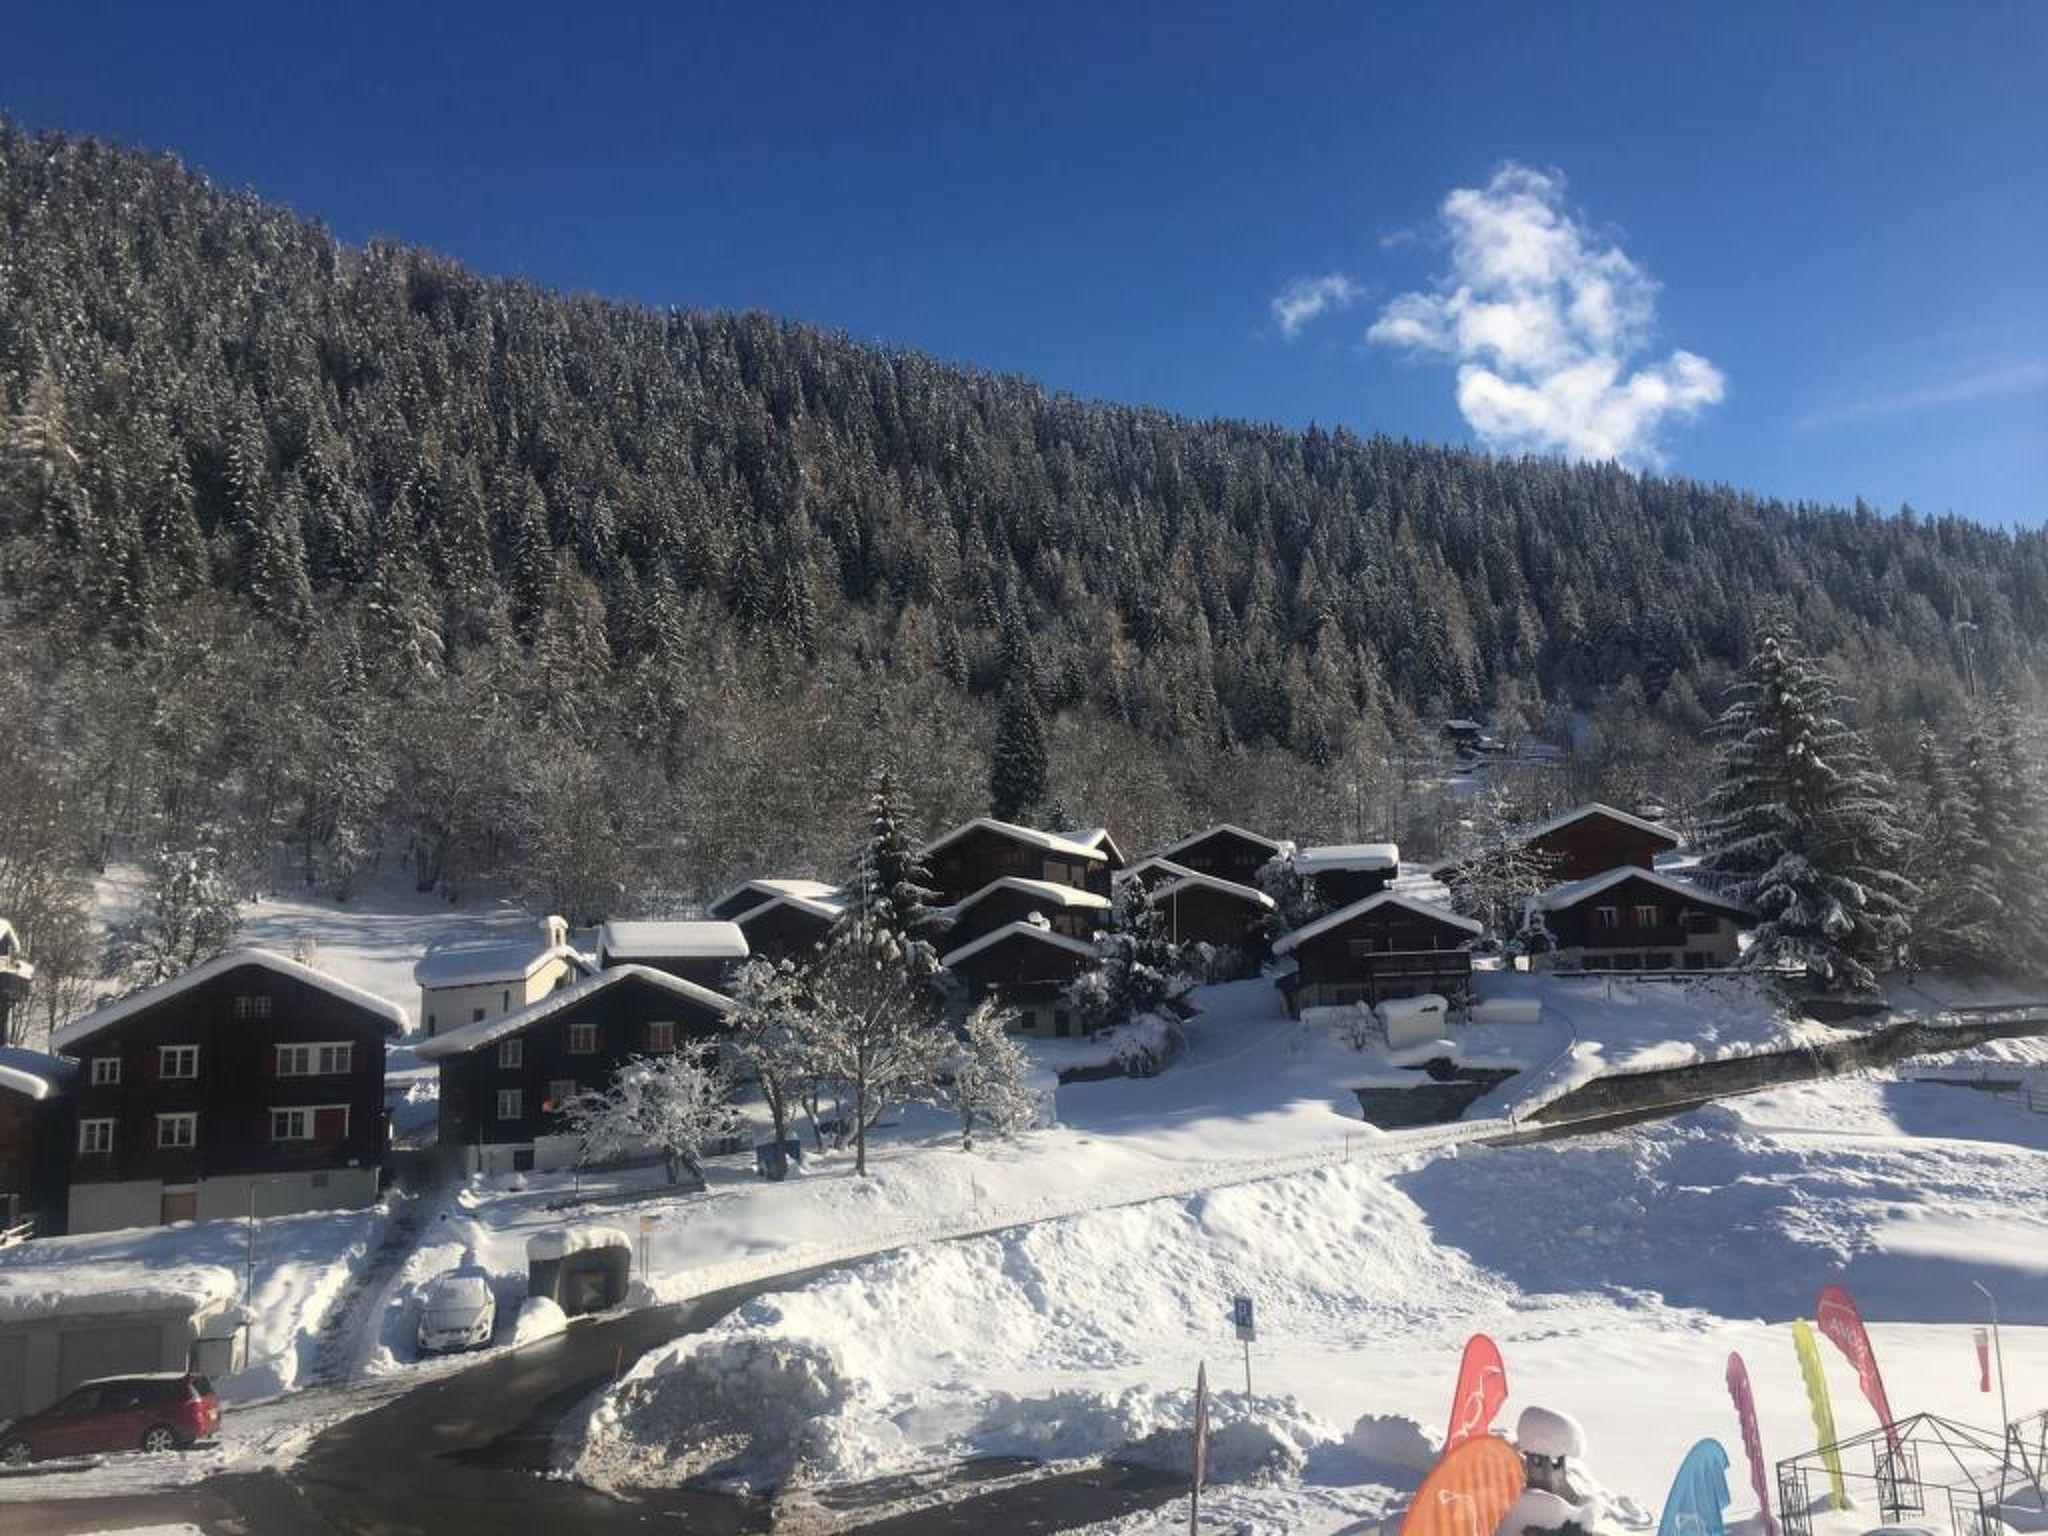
(950, 998, 1040, 1150)
(847, 763, 942, 939)
(1695, 626, 1913, 993)
(1446, 786, 1560, 946)
(105, 839, 244, 986)
(1065, 878, 1181, 1035)
(1902, 733, 1999, 971)
(1256, 850, 1325, 941)
(989, 680, 1050, 822)
(1961, 696, 2048, 977)
(723, 957, 817, 1152)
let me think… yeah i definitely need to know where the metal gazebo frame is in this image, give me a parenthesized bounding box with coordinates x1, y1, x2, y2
(1776, 1413, 2044, 1536)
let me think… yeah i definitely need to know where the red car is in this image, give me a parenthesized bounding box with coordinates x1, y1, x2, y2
(0, 1373, 219, 1464)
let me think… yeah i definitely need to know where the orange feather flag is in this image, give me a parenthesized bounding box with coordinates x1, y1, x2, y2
(1405, 1435, 1527, 1536)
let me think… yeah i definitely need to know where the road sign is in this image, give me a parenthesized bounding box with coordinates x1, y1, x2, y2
(1232, 1295, 1255, 1342)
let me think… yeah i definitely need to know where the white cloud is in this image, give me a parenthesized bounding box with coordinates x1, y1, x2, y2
(1270, 273, 1363, 340)
(1367, 164, 1723, 465)
(1792, 359, 2048, 432)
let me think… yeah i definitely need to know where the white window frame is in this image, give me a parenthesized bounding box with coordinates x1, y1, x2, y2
(495, 1088, 523, 1121)
(567, 1022, 598, 1055)
(1593, 906, 1620, 930)
(545, 1078, 579, 1113)
(276, 1041, 354, 1077)
(78, 1117, 116, 1155)
(271, 1105, 349, 1142)
(89, 1056, 121, 1086)
(232, 994, 273, 1020)
(157, 1112, 198, 1149)
(646, 1020, 675, 1052)
(498, 1037, 524, 1069)
(159, 1044, 200, 1080)
(1633, 903, 1660, 927)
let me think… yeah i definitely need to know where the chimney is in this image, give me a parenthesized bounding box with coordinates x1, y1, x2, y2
(542, 914, 569, 949)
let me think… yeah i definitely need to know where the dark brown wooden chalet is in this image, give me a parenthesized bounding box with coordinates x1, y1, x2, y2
(0, 1049, 73, 1235)
(595, 920, 750, 989)
(732, 892, 845, 964)
(941, 922, 1097, 1038)
(1291, 843, 1401, 908)
(945, 878, 1110, 950)
(53, 949, 406, 1234)
(705, 879, 842, 923)
(921, 819, 1112, 906)
(1453, 803, 1681, 886)
(1526, 867, 1752, 973)
(1116, 860, 1275, 956)
(415, 965, 735, 1174)
(1147, 824, 1284, 888)
(1272, 892, 1480, 1015)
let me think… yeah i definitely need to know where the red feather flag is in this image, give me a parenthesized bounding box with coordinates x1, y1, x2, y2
(1443, 1333, 1510, 1455)
(1816, 1283, 1901, 1455)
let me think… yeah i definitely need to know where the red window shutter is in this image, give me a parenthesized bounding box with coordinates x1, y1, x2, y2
(314, 1106, 348, 1141)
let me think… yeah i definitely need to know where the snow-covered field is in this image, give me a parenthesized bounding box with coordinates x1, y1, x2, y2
(573, 1071, 2048, 1534)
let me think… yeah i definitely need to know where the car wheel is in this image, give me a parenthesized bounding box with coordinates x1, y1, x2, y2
(0, 1439, 30, 1467)
(139, 1424, 180, 1454)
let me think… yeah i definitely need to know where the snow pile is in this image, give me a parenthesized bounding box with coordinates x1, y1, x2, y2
(511, 1295, 567, 1345)
(0, 1262, 236, 1322)
(526, 1225, 631, 1262)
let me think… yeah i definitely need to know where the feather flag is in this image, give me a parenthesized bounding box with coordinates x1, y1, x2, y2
(1656, 1438, 1733, 1536)
(1791, 1319, 1848, 1510)
(1816, 1283, 1900, 1455)
(1404, 1434, 1526, 1536)
(1443, 1334, 1510, 1455)
(1725, 1353, 1780, 1536)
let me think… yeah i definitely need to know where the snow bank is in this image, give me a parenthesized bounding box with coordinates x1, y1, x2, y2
(512, 1295, 567, 1345)
(527, 1225, 631, 1262)
(0, 1263, 236, 1322)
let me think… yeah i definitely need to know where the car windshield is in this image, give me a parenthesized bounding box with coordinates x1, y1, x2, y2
(427, 1277, 490, 1312)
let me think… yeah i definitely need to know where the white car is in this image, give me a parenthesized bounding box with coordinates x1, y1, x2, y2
(416, 1271, 497, 1355)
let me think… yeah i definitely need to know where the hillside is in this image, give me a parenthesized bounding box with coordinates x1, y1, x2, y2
(1, 116, 2045, 927)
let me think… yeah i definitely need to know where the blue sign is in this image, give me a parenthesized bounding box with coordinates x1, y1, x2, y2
(1232, 1295, 1255, 1341)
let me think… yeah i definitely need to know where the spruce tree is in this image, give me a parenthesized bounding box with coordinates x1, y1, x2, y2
(1696, 627, 1912, 993)
(847, 763, 941, 939)
(1902, 733, 1998, 971)
(1962, 697, 2048, 977)
(989, 681, 1049, 822)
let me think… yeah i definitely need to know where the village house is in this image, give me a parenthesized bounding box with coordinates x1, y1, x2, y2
(1145, 823, 1284, 888)
(705, 878, 842, 923)
(595, 920, 749, 989)
(921, 819, 1113, 906)
(1292, 843, 1402, 907)
(0, 919, 33, 1042)
(944, 877, 1110, 950)
(1116, 859, 1274, 955)
(412, 914, 588, 1038)
(1059, 827, 1127, 875)
(414, 965, 735, 1174)
(1438, 802, 1681, 887)
(1525, 867, 1752, 973)
(0, 1048, 73, 1235)
(53, 949, 406, 1234)
(1272, 892, 1481, 1015)
(730, 889, 847, 963)
(941, 922, 1097, 1038)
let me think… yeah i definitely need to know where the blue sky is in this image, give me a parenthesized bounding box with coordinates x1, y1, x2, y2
(4, 2, 2044, 524)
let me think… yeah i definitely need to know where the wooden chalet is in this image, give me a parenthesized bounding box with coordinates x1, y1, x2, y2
(1445, 803, 1681, 886)
(1059, 827, 1127, 875)
(0, 1049, 73, 1235)
(731, 889, 847, 963)
(921, 819, 1112, 906)
(941, 921, 1097, 1038)
(1292, 843, 1401, 907)
(53, 949, 406, 1234)
(1116, 859, 1274, 955)
(1526, 866, 1752, 973)
(1146, 824, 1284, 887)
(705, 878, 842, 923)
(945, 877, 1109, 950)
(595, 920, 749, 989)
(1271, 892, 1480, 1015)
(415, 965, 735, 1174)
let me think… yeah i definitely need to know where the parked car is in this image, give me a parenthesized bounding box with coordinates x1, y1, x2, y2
(0, 1373, 218, 1464)
(416, 1270, 497, 1354)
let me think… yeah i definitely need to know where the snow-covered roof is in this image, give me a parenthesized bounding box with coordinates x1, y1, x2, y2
(1150, 869, 1276, 910)
(1517, 801, 1680, 848)
(944, 877, 1111, 921)
(1443, 718, 1484, 732)
(1529, 864, 1753, 917)
(0, 918, 32, 982)
(708, 877, 841, 917)
(0, 1263, 238, 1324)
(733, 890, 848, 926)
(1149, 822, 1285, 864)
(54, 947, 411, 1052)
(597, 920, 749, 961)
(1272, 891, 1483, 955)
(1059, 827, 1126, 864)
(413, 940, 587, 990)
(0, 1047, 73, 1102)
(412, 964, 735, 1060)
(1293, 842, 1401, 875)
(941, 920, 1098, 970)
(919, 817, 1109, 864)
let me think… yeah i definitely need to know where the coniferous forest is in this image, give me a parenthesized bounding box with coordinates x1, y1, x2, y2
(2, 118, 2046, 1025)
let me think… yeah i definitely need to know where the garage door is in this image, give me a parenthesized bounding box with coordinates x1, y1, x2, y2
(57, 1323, 164, 1395)
(0, 1334, 25, 1421)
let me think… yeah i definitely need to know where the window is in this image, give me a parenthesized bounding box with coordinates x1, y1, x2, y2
(79, 1118, 115, 1154)
(495, 1089, 523, 1121)
(1633, 904, 1661, 927)
(276, 1042, 353, 1077)
(157, 1112, 198, 1149)
(159, 1045, 200, 1080)
(501, 990, 511, 1012)
(471, 1007, 486, 1024)
(545, 1079, 578, 1113)
(272, 1107, 313, 1141)
(89, 1056, 121, 1086)
(1593, 906, 1620, 930)
(232, 994, 272, 1020)
(646, 1021, 675, 1052)
(498, 1037, 524, 1069)
(568, 1022, 598, 1054)
(272, 1106, 349, 1141)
